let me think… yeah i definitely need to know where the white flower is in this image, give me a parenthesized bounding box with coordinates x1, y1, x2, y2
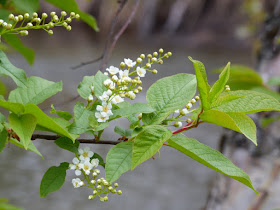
(91, 158, 99, 167)
(95, 112, 110, 122)
(78, 159, 93, 175)
(174, 109, 180, 113)
(105, 89, 112, 96)
(128, 91, 136, 99)
(96, 102, 113, 116)
(79, 147, 94, 161)
(178, 122, 182, 127)
(186, 103, 192, 109)
(69, 157, 82, 176)
(72, 178, 84, 188)
(99, 92, 109, 101)
(112, 75, 118, 82)
(124, 58, 136, 68)
(87, 94, 94, 102)
(106, 66, 119, 75)
(90, 85, 94, 91)
(119, 70, 129, 79)
(104, 72, 109, 76)
(104, 79, 114, 87)
(136, 67, 146, 77)
(182, 108, 189, 115)
(111, 95, 124, 104)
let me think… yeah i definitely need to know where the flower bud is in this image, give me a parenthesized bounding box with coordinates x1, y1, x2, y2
(104, 196, 109, 201)
(24, 13, 29, 19)
(152, 69, 157, 74)
(75, 14, 80, 20)
(0, 19, 4, 25)
(70, 12, 76, 17)
(100, 197, 104, 202)
(186, 118, 192, 123)
(138, 86, 142, 91)
(33, 12, 38, 18)
(140, 54, 145, 59)
(66, 17, 72, 23)
(93, 190, 98, 195)
(117, 190, 122, 195)
(114, 183, 119, 187)
(146, 63, 151, 68)
(120, 62, 125, 68)
(159, 48, 164, 53)
(50, 12, 56, 17)
(91, 180, 96, 184)
(27, 23, 33, 27)
(6, 24, 12, 29)
(9, 14, 14, 20)
(42, 13, 48, 19)
(53, 15, 59, 22)
(48, 30, 54, 35)
(134, 89, 139, 94)
(186, 103, 192, 109)
(168, 52, 172, 56)
(147, 54, 152, 59)
(158, 59, 163, 64)
(152, 57, 157, 62)
(66, 26, 72, 31)
(153, 52, 158, 57)
(195, 96, 200, 101)
(136, 58, 142, 63)
(87, 95, 94, 102)
(18, 15, 23, 21)
(61, 11, 67, 17)
(97, 179, 101, 184)
(97, 185, 102, 190)
(225, 87, 230, 91)
(190, 99, 196, 104)
(88, 195, 94, 200)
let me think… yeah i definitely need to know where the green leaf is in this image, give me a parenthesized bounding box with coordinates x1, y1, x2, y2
(105, 141, 133, 182)
(0, 50, 27, 87)
(12, 0, 39, 14)
(267, 76, 280, 86)
(114, 103, 155, 117)
(251, 86, 280, 101)
(168, 135, 257, 193)
(114, 126, 132, 137)
(93, 71, 108, 97)
(209, 62, 230, 104)
(261, 115, 280, 128)
(50, 104, 72, 121)
(132, 125, 172, 169)
(40, 162, 69, 197)
(0, 128, 8, 152)
(213, 65, 263, 90)
(2, 34, 35, 65)
(200, 110, 257, 145)
(24, 104, 75, 141)
(10, 138, 43, 158)
(0, 112, 5, 123)
(8, 77, 62, 105)
(93, 122, 109, 132)
(143, 73, 196, 125)
(45, 0, 99, 31)
(0, 100, 24, 114)
(91, 153, 105, 168)
(9, 113, 37, 149)
(212, 90, 280, 114)
(68, 102, 93, 134)
(189, 57, 210, 110)
(0, 79, 7, 96)
(210, 94, 243, 109)
(77, 75, 94, 99)
(55, 137, 79, 153)
(0, 198, 24, 210)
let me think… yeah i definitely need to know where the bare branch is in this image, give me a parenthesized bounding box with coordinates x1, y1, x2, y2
(31, 134, 123, 145)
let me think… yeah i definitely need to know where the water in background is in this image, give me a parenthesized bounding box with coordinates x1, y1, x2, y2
(0, 32, 252, 210)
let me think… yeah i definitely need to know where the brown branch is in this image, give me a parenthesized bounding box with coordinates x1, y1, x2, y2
(31, 134, 122, 145)
(72, 0, 128, 70)
(100, 0, 141, 71)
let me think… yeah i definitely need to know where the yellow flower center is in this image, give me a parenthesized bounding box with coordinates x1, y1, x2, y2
(83, 152, 88, 158)
(84, 165, 89, 170)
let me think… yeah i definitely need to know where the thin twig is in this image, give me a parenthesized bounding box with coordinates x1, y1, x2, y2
(100, 0, 141, 71)
(31, 134, 122, 145)
(72, 0, 128, 70)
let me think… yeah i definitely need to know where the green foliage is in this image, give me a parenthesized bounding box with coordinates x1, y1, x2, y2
(0, 128, 8, 152)
(143, 73, 196, 125)
(114, 126, 132, 137)
(213, 65, 263, 90)
(9, 138, 43, 158)
(40, 162, 69, 197)
(168, 135, 257, 193)
(0, 50, 27, 87)
(114, 103, 155, 117)
(2, 34, 35, 65)
(55, 137, 79, 153)
(200, 110, 257, 145)
(45, 0, 99, 31)
(12, 0, 39, 14)
(0, 100, 24, 113)
(189, 57, 210, 110)
(212, 90, 280, 113)
(68, 102, 93, 134)
(77, 75, 94, 99)
(132, 125, 172, 169)
(0, 198, 24, 210)
(8, 77, 62, 105)
(8, 113, 37, 149)
(93, 71, 108, 97)
(209, 62, 230, 104)
(50, 104, 72, 121)
(105, 141, 133, 182)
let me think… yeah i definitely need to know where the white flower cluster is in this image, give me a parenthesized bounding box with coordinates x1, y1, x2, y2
(69, 147, 99, 188)
(173, 95, 200, 127)
(87, 49, 172, 123)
